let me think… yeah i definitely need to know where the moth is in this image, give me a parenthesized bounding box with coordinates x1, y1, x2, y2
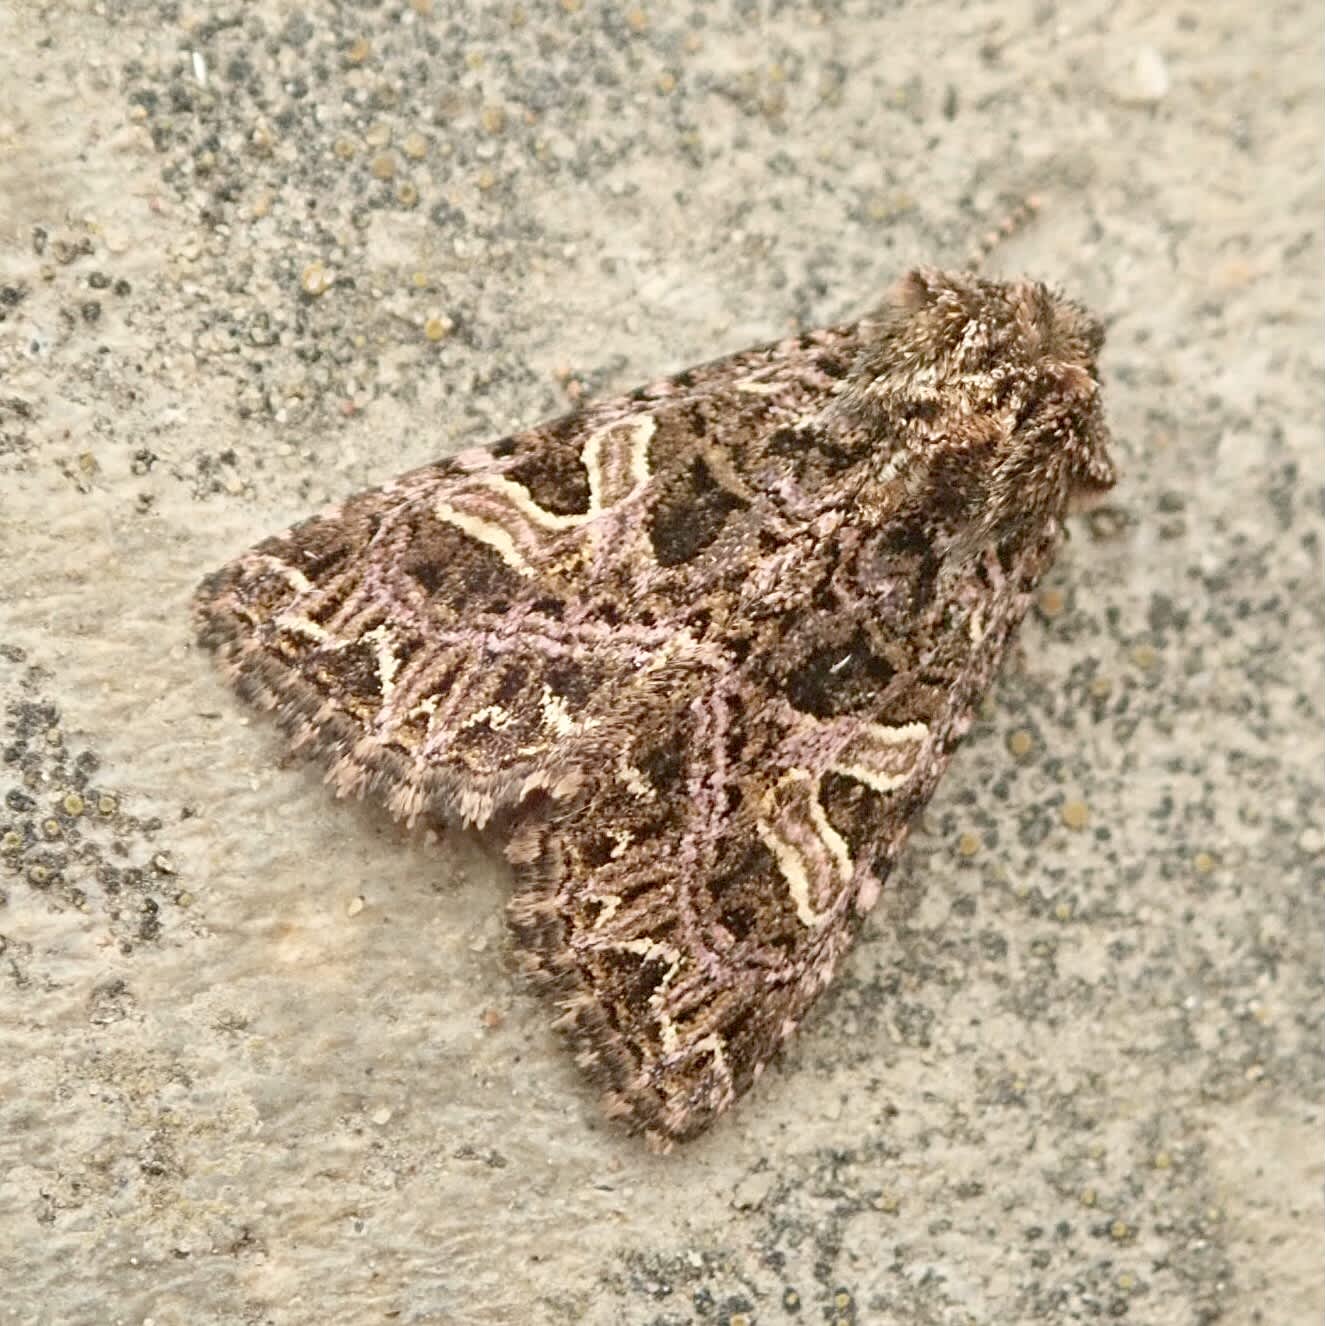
(195, 265, 1116, 1149)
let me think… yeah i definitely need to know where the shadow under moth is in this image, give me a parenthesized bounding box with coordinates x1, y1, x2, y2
(195, 263, 1116, 1149)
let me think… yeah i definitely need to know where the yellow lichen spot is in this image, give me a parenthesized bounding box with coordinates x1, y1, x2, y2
(957, 831, 981, 858)
(1110, 1219, 1132, 1242)
(1038, 587, 1065, 618)
(834, 1290, 852, 1310)
(395, 181, 419, 208)
(872, 1191, 899, 1213)
(346, 36, 372, 65)
(42, 818, 62, 840)
(333, 136, 357, 159)
(1193, 851, 1215, 875)
(561, 0, 582, 12)
(1117, 1272, 1136, 1291)
(251, 192, 272, 220)
(424, 315, 453, 342)
(1, 830, 21, 854)
(302, 262, 333, 296)
(370, 152, 397, 181)
(62, 792, 85, 817)
(1153, 1150, 1173, 1170)
(1007, 728, 1034, 758)
(411, 270, 431, 289)
(465, 49, 486, 70)
(97, 794, 118, 817)
(412, 0, 434, 13)
(728, 1316, 751, 1326)
(1081, 1187, 1097, 1207)
(1089, 676, 1114, 700)
(477, 168, 497, 191)
(1061, 800, 1090, 830)
(1054, 900, 1074, 922)
(402, 130, 429, 160)
(1130, 643, 1159, 671)
(626, 6, 648, 31)
(481, 105, 507, 134)
(657, 70, 676, 94)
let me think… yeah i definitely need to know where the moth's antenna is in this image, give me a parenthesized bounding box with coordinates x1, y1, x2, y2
(965, 194, 1043, 272)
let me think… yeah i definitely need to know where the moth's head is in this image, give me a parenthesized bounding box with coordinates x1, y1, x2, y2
(842, 267, 1116, 551)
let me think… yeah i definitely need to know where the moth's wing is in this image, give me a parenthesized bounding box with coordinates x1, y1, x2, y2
(505, 667, 942, 1148)
(504, 504, 1059, 1147)
(193, 324, 863, 828)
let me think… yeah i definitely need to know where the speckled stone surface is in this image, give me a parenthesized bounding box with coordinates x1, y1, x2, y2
(1, 2, 1320, 1323)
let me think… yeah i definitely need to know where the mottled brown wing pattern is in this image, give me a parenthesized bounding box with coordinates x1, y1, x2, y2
(195, 269, 1114, 1147)
(505, 521, 1059, 1146)
(194, 324, 863, 828)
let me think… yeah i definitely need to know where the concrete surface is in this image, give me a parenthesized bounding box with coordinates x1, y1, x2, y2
(1, 1, 1320, 1323)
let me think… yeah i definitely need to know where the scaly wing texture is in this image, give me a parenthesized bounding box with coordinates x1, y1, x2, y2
(506, 523, 1057, 1146)
(196, 269, 1112, 1146)
(194, 325, 862, 827)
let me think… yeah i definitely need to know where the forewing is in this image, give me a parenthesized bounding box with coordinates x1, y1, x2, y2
(193, 324, 862, 828)
(505, 513, 1061, 1147)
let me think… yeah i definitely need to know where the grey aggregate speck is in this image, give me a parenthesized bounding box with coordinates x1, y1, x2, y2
(0, 0, 1320, 1322)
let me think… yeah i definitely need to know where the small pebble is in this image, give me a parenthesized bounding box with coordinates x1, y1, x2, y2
(1061, 800, 1090, 830)
(1119, 44, 1170, 105)
(302, 262, 334, 296)
(1038, 588, 1065, 619)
